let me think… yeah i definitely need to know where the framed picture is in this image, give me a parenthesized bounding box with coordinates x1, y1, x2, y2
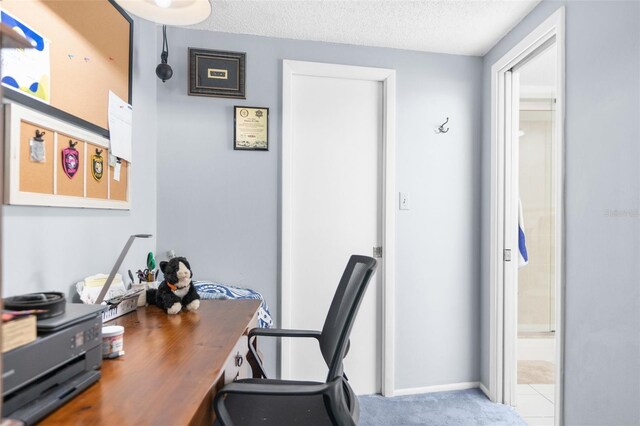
(189, 48, 246, 99)
(234, 106, 268, 151)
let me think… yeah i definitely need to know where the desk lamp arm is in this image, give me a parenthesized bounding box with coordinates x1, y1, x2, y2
(95, 234, 152, 304)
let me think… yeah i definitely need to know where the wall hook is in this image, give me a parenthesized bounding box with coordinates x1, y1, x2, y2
(437, 117, 450, 134)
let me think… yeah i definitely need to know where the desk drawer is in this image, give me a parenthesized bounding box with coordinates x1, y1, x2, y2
(224, 335, 251, 384)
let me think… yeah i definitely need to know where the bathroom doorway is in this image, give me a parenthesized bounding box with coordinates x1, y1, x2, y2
(488, 7, 565, 426)
(515, 44, 558, 425)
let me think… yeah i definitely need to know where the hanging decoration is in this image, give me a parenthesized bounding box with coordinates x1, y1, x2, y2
(155, 25, 173, 83)
(92, 148, 104, 181)
(30, 129, 46, 163)
(62, 139, 79, 178)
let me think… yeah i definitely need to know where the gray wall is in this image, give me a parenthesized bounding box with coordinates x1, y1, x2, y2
(480, 1, 640, 424)
(156, 29, 483, 388)
(1, 18, 158, 300)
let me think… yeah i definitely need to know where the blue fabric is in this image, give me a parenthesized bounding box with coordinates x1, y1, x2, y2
(518, 224, 529, 264)
(194, 281, 273, 328)
(518, 198, 529, 267)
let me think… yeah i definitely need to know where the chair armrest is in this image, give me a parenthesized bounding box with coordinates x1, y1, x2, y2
(248, 327, 321, 340)
(246, 328, 322, 379)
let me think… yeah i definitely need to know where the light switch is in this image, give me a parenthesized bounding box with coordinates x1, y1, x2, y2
(399, 192, 410, 210)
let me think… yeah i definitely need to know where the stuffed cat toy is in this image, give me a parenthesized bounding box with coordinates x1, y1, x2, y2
(147, 256, 200, 315)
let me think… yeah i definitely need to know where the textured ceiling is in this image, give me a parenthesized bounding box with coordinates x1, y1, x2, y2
(189, 0, 541, 56)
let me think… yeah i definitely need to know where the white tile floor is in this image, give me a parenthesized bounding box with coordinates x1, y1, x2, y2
(516, 384, 555, 425)
(517, 333, 556, 425)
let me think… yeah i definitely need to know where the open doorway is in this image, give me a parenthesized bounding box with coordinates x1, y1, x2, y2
(515, 44, 558, 424)
(489, 7, 565, 426)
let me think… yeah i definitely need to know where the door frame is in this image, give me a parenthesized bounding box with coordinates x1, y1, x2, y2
(281, 60, 397, 396)
(489, 7, 565, 422)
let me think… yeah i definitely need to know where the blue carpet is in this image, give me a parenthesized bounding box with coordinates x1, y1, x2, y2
(359, 389, 526, 425)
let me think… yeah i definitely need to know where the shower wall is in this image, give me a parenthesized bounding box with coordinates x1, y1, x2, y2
(518, 102, 556, 333)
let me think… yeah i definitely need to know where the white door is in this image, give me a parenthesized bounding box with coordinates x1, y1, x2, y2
(282, 63, 389, 396)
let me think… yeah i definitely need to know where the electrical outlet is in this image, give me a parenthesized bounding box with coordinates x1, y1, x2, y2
(399, 192, 410, 210)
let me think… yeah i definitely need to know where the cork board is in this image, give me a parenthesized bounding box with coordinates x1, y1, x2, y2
(5, 103, 130, 209)
(110, 160, 128, 201)
(1, 0, 132, 134)
(56, 134, 84, 198)
(19, 120, 53, 194)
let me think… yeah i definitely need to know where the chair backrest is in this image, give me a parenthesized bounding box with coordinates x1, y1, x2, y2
(319, 255, 377, 382)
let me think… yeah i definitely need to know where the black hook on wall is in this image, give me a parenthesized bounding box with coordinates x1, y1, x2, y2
(437, 117, 450, 134)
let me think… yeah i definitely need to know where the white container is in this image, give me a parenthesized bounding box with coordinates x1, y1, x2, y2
(101, 295, 139, 323)
(102, 325, 125, 358)
(131, 283, 147, 307)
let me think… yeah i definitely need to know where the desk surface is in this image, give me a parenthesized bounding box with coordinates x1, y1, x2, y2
(40, 299, 261, 426)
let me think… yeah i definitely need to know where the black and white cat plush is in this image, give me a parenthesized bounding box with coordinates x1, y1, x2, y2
(147, 256, 200, 315)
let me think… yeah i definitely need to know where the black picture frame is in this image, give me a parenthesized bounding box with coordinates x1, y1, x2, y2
(234, 106, 268, 151)
(189, 48, 246, 99)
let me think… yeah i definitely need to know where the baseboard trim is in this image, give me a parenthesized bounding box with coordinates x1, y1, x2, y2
(479, 383, 491, 399)
(393, 381, 480, 396)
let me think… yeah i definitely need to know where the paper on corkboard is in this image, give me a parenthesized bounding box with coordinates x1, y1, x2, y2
(19, 120, 53, 194)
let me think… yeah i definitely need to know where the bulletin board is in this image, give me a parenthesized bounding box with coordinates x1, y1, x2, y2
(0, 0, 132, 137)
(4, 103, 130, 209)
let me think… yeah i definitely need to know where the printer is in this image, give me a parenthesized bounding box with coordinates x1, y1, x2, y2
(2, 303, 105, 425)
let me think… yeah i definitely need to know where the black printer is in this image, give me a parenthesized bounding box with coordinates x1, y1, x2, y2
(2, 303, 105, 425)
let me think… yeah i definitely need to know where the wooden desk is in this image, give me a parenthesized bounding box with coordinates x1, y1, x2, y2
(40, 300, 261, 426)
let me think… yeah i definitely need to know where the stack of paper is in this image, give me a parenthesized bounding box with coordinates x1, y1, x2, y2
(76, 275, 127, 304)
(83, 273, 124, 288)
(2, 313, 36, 353)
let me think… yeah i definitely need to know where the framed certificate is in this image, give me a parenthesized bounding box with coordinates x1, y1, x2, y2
(234, 106, 268, 151)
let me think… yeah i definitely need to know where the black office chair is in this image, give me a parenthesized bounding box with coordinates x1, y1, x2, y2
(214, 255, 377, 426)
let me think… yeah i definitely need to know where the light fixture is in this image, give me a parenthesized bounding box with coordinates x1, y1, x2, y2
(95, 234, 153, 304)
(156, 25, 173, 82)
(114, 0, 212, 26)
